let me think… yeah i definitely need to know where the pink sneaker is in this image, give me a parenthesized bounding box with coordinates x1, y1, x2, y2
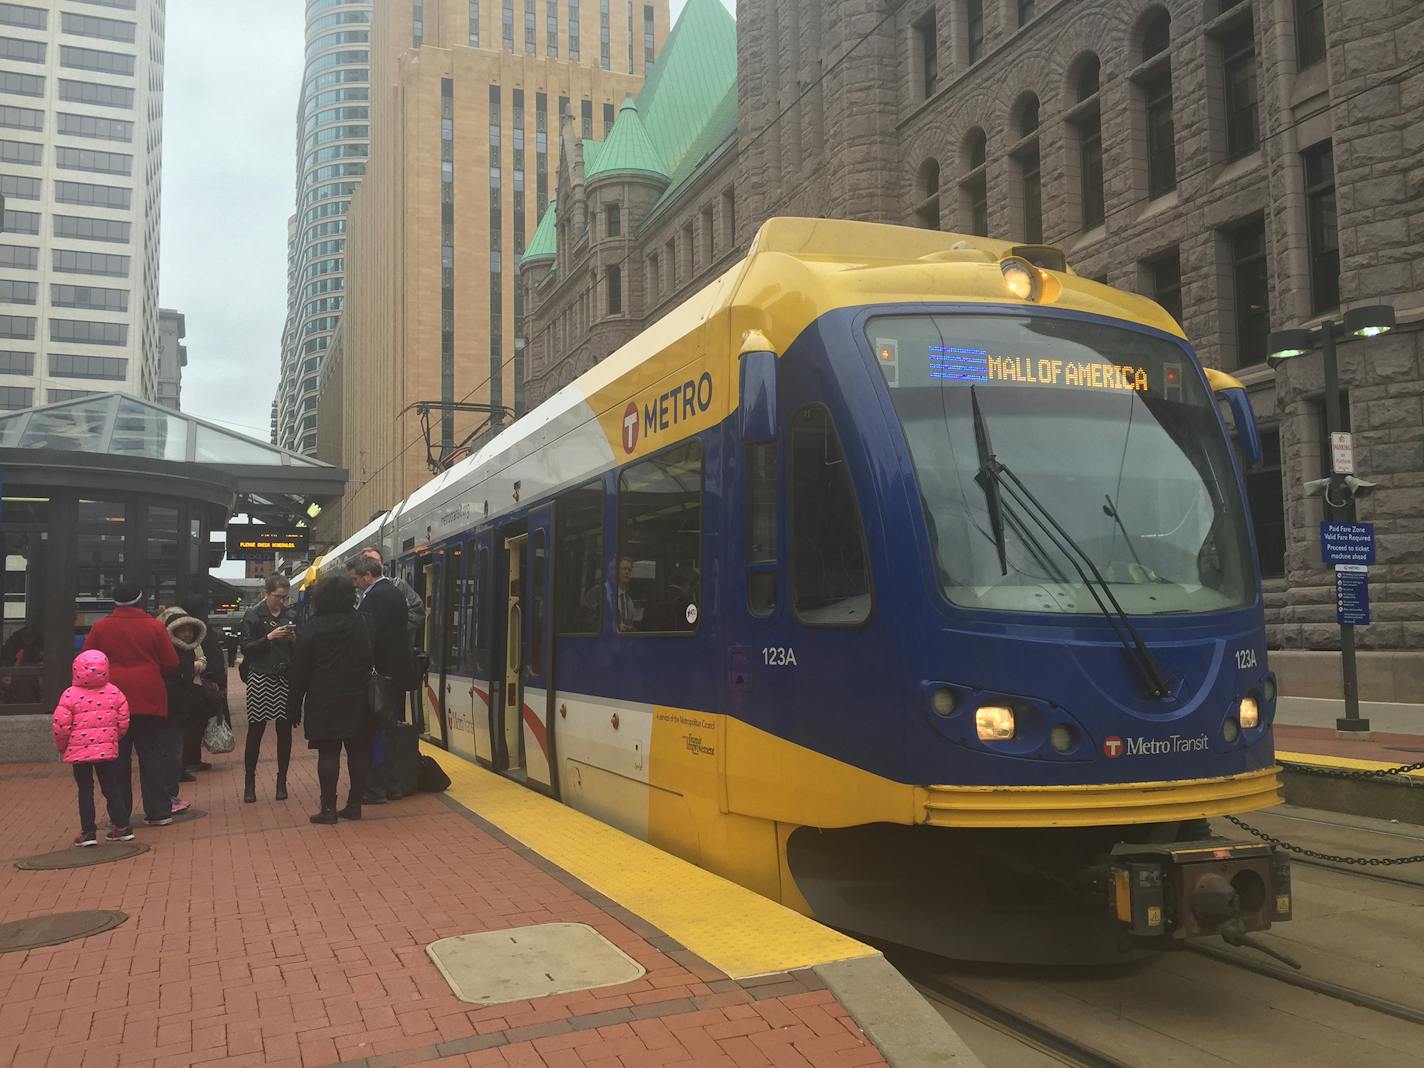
(170, 798, 191, 815)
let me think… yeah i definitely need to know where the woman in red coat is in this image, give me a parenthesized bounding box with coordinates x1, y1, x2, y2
(83, 582, 179, 828)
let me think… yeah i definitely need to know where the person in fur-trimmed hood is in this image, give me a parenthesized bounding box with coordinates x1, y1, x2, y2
(158, 606, 208, 813)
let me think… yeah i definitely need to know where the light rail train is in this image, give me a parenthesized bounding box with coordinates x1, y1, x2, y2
(310, 218, 1291, 962)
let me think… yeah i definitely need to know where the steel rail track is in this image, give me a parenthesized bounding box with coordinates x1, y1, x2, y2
(1185, 943, 1424, 1027)
(913, 972, 1132, 1068)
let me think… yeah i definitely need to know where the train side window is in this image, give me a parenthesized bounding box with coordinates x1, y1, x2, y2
(470, 546, 491, 678)
(556, 480, 605, 635)
(530, 530, 547, 675)
(746, 442, 777, 616)
(790, 405, 872, 626)
(617, 440, 703, 635)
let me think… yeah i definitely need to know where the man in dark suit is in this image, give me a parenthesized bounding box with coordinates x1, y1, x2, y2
(352, 556, 411, 802)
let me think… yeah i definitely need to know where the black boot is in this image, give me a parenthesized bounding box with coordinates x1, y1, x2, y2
(275, 773, 288, 801)
(309, 809, 338, 825)
(337, 801, 362, 820)
(243, 772, 256, 804)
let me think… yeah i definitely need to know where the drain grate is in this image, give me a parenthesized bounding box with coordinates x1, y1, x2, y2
(0, 911, 127, 953)
(16, 842, 149, 870)
(428, 922, 646, 1005)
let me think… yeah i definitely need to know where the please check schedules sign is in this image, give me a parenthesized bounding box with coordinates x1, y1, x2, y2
(226, 524, 308, 560)
(1320, 522, 1375, 626)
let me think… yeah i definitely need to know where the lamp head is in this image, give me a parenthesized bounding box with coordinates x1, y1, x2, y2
(1267, 328, 1315, 370)
(1344, 304, 1396, 339)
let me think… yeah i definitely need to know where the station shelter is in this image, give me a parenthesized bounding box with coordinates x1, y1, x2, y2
(0, 393, 346, 760)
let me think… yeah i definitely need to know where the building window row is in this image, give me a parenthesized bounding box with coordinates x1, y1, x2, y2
(50, 318, 128, 347)
(59, 79, 134, 109)
(0, 103, 42, 131)
(58, 111, 134, 142)
(53, 248, 130, 277)
(57, 145, 133, 175)
(61, 44, 136, 76)
(0, 279, 37, 305)
(0, 70, 43, 96)
(0, 175, 38, 203)
(55, 182, 133, 210)
(54, 214, 132, 243)
(0, 349, 35, 375)
(52, 282, 129, 311)
(918, 0, 1322, 100)
(51, 353, 128, 380)
(0, 138, 41, 166)
(62, 11, 136, 43)
(0, 4, 47, 30)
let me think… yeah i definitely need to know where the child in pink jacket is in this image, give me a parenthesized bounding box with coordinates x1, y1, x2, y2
(53, 650, 133, 846)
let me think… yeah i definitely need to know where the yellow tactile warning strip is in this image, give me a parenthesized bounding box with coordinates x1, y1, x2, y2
(1278, 750, 1424, 779)
(421, 743, 878, 979)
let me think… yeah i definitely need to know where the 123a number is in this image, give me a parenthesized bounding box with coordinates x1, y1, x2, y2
(763, 647, 798, 667)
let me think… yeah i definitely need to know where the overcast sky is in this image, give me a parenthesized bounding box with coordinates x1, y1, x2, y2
(159, 0, 729, 444)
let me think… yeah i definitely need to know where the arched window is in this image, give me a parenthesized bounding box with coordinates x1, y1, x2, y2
(1069, 54, 1104, 229)
(1141, 8, 1171, 60)
(1010, 95, 1042, 243)
(1073, 53, 1101, 103)
(1016, 94, 1040, 138)
(959, 128, 988, 236)
(915, 159, 942, 229)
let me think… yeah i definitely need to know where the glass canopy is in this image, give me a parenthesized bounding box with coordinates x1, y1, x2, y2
(0, 393, 328, 467)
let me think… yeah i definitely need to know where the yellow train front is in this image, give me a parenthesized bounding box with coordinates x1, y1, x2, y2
(329, 218, 1291, 963)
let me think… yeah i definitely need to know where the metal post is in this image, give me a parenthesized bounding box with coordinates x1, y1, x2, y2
(1320, 323, 1369, 734)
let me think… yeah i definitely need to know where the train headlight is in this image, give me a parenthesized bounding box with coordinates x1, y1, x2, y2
(931, 688, 956, 718)
(1222, 717, 1240, 743)
(1261, 675, 1276, 703)
(1239, 696, 1260, 730)
(1050, 724, 1076, 752)
(976, 705, 1016, 741)
(1001, 258, 1039, 301)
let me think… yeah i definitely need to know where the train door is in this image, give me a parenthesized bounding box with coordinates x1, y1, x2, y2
(467, 534, 497, 764)
(499, 532, 527, 776)
(442, 543, 480, 761)
(521, 505, 557, 794)
(430, 545, 462, 748)
(421, 553, 447, 744)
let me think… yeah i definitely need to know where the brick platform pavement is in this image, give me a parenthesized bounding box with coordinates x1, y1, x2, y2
(0, 683, 889, 1068)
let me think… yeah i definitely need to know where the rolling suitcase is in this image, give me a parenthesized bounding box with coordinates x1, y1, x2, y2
(386, 719, 421, 797)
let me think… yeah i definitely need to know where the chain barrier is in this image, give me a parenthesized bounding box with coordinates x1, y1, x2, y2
(1279, 758, 1424, 781)
(1224, 815, 1424, 867)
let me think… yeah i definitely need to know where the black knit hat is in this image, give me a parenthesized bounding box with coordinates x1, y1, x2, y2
(111, 582, 143, 607)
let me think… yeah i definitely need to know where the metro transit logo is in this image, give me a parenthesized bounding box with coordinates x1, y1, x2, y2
(1103, 736, 1124, 759)
(621, 402, 640, 453)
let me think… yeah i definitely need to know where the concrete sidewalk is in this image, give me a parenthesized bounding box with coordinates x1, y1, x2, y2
(1275, 695, 1424, 735)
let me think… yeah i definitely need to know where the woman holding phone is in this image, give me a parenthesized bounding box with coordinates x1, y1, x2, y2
(239, 574, 297, 803)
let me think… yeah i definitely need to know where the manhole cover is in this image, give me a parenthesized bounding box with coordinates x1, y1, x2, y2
(169, 808, 207, 824)
(0, 911, 127, 953)
(428, 922, 646, 1004)
(16, 842, 149, 870)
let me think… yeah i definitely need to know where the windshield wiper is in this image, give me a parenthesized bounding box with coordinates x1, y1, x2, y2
(970, 387, 1009, 576)
(969, 392, 1173, 700)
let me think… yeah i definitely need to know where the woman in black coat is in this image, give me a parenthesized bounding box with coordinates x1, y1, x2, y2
(287, 573, 373, 824)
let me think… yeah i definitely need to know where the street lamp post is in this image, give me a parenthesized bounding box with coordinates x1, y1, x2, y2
(1267, 304, 1396, 737)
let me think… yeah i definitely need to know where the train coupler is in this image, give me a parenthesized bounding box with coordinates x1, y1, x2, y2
(1107, 839, 1292, 950)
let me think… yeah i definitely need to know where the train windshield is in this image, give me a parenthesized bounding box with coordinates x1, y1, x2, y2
(866, 313, 1254, 616)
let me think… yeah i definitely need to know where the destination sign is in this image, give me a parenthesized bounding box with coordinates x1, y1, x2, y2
(924, 346, 1151, 393)
(226, 525, 308, 559)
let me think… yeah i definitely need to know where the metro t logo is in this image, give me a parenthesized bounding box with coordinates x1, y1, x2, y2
(1102, 735, 1124, 759)
(621, 401, 639, 454)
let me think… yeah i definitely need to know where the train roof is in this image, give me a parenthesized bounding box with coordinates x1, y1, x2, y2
(357, 218, 1187, 555)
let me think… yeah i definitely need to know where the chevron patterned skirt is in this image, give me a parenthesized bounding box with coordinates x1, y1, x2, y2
(244, 673, 291, 723)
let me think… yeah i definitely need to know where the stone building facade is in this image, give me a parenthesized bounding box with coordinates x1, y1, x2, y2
(522, 0, 1424, 697)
